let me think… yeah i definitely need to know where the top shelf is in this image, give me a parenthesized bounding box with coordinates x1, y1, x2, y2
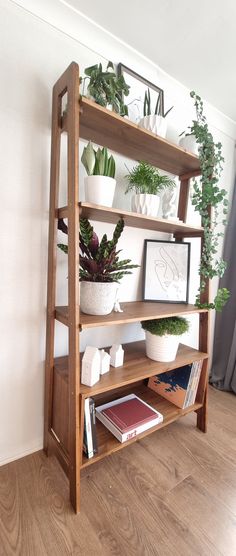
(62, 98, 201, 177)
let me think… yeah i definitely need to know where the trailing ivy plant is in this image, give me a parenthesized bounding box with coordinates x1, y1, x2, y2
(189, 91, 230, 311)
(80, 61, 130, 116)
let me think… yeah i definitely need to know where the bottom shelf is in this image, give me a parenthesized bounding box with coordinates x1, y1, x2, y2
(81, 383, 202, 468)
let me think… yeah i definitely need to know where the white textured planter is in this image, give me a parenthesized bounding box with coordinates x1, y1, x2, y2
(80, 281, 117, 315)
(145, 331, 179, 362)
(179, 135, 198, 155)
(131, 193, 160, 217)
(84, 175, 116, 207)
(139, 115, 167, 138)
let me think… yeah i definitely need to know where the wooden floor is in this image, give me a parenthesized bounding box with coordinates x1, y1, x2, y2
(0, 387, 236, 556)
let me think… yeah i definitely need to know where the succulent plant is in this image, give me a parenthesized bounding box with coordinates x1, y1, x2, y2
(81, 141, 115, 178)
(125, 161, 176, 195)
(80, 61, 130, 117)
(58, 218, 138, 283)
(143, 88, 173, 118)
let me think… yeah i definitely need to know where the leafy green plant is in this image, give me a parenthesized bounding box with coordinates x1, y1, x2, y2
(125, 161, 176, 195)
(81, 141, 115, 178)
(141, 317, 189, 336)
(143, 88, 173, 118)
(189, 91, 230, 311)
(58, 218, 138, 283)
(80, 61, 130, 116)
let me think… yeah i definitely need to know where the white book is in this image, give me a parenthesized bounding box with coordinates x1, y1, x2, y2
(84, 398, 93, 458)
(96, 393, 163, 443)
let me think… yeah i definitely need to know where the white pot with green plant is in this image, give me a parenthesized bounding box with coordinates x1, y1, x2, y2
(58, 218, 138, 316)
(125, 161, 176, 218)
(82, 141, 116, 207)
(138, 89, 173, 138)
(179, 130, 198, 155)
(141, 317, 189, 362)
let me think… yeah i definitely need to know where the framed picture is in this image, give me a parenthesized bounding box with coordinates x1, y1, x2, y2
(117, 63, 164, 123)
(143, 240, 190, 303)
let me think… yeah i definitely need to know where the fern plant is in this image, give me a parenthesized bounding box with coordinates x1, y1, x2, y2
(125, 161, 176, 195)
(58, 218, 138, 283)
(80, 61, 130, 117)
(81, 141, 115, 178)
(143, 88, 173, 118)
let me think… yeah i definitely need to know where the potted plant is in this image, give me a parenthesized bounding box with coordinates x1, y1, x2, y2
(82, 141, 116, 207)
(188, 91, 230, 311)
(138, 88, 173, 138)
(179, 129, 198, 155)
(58, 218, 138, 316)
(80, 61, 130, 116)
(125, 161, 176, 217)
(141, 317, 189, 362)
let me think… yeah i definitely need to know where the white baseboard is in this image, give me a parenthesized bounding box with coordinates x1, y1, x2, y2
(0, 442, 43, 467)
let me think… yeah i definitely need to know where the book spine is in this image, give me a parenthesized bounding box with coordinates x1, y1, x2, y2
(84, 398, 94, 458)
(183, 362, 197, 409)
(90, 398, 97, 455)
(188, 361, 203, 406)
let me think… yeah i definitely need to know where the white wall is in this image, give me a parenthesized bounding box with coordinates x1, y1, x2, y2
(0, 0, 235, 465)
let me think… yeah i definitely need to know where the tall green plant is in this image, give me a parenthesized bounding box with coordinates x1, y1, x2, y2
(80, 61, 130, 116)
(189, 91, 230, 311)
(81, 141, 116, 178)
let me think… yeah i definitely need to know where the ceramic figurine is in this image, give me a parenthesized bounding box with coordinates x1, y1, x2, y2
(81, 346, 100, 387)
(99, 349, 111, 375)
(109, 344, 124, 367)
(162, 185, 181, 221)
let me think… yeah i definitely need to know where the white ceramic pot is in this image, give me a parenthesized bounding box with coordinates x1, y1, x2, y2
(84, 175, 116, 207)
(131, 193, 160, 217)
(145, 331, 179, 362)
(139, 115, 167, 138)
(80, 281, 117, 315)
(179, 134, 198, 155)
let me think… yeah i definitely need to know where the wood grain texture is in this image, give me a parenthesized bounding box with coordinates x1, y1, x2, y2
(1, 387, 235, 556)
(62, 97, 201, 176)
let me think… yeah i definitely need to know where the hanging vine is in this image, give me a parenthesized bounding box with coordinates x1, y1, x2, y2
(189, 91, 230, 311)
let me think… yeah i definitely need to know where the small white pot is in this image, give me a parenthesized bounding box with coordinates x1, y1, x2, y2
(84, 175, 116, 207)
(145, 331, 179, 362)
(139, 115, 167, 138)
(131, 193, 160, 217)
(179, 134, 198, 155)
(80, 281, 117, 315)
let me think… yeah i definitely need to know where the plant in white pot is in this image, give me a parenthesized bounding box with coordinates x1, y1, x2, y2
(178, 129, 198, 155)
(125, 161, 176, 217)
(141, 317, 189, 362)
(82, 141, 116, 207)
(58, 217, 138, 316)
(139, 88, 173, 138)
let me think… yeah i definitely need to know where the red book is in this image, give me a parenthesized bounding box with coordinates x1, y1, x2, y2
(102, 397, 158, 433)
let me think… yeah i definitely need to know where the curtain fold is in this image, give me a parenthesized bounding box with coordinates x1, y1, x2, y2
(210, 177, 236, 393)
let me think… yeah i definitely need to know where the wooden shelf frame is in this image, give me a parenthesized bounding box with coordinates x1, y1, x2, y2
(44, 62, 210, 513)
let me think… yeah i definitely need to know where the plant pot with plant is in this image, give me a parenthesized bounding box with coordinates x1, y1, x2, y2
(58, 218, 138, 316)
(141, 317, 189, 362)
(82, 141, 116, 207)
(179, 129, 199, 155)
(125, 161, 176, 217)
(80, 61, 130, 117)
(138, 88, 173, 138)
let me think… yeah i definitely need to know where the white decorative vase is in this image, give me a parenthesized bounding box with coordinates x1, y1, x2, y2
(131, 193, 160, 217)
(80, 281, 117, 315)
(145, 331, 179, 362)
(84, 176, 116, 207)
(179, 135, 198, 155)
(139, 115, 167, 138)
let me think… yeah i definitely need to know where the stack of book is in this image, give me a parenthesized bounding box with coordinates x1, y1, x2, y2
(148, 360, 203, 409)
(96, 393, 163, 443)
(83, 397, 97, 459)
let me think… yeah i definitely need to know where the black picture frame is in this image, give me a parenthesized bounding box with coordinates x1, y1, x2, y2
(117, 63, 164, 120)
(143, 239, 191, 304)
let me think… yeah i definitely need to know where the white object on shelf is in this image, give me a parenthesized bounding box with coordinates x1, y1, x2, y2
(109, 344, 124, 367)
(131, 193, 160, 217)
(99, 349, 111, 375)
(81, 346, 100, 386)
(145, 331, 179, 362)
(138, 115, 167, 138)
(162, 184, 178, 220)
(84, 175, 116, 207)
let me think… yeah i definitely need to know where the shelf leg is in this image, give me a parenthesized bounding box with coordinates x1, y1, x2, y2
(196, 384, 208, 433)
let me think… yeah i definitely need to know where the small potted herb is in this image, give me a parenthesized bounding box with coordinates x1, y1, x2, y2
(139, 88, 173, 138)
(81, 141, 116, 207)
(141, 317, 189, 362)
(58, 218, 138, 316)
(125, 161, 176, 217)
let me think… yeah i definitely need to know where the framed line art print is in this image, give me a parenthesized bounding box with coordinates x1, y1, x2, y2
(143, 240, 190, 304)
(117, 63, 164, 123)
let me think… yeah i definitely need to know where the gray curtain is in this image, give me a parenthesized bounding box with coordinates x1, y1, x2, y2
(210, 177, 236, 393)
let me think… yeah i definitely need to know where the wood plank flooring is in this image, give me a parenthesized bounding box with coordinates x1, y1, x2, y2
(0, 386, 235, 556)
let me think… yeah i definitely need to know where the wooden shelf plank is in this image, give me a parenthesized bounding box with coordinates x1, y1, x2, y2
(57, 202, 203, 237)
(62, 98, 201, 177)
(54, 341, 208, 397)
(55, 301, 208, 329)
(80, 383, 203, 468)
